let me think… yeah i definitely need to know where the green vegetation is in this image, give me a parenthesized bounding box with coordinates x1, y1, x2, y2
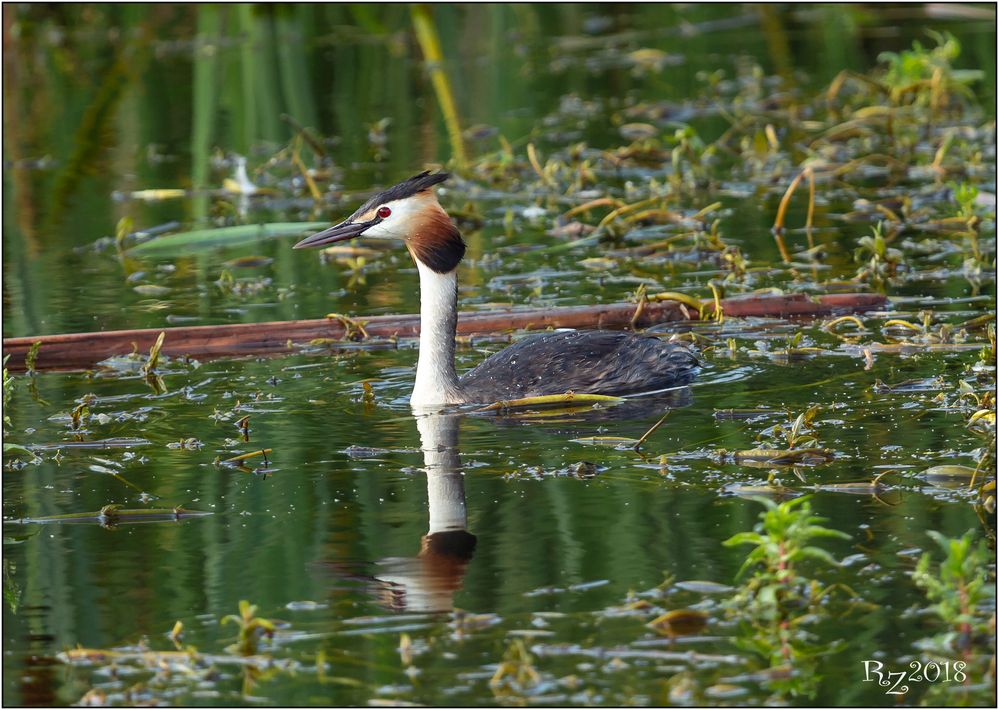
(724, 496, 852, 699)
(221, 600, 277, 657)
(911, 530, 995, 704)
(913, 530, 993, 651)
(2, 355, 13, 433)
(877, 31, 984, 109)
(725, 497, 850, 613)
(854, 223, 902, 290)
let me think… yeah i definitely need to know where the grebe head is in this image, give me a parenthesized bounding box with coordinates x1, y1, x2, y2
(294, 171, 465, 273)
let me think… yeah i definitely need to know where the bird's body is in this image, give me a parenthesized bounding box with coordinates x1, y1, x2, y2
(458, 330, 697, 402)
(295, 172, 698, 408)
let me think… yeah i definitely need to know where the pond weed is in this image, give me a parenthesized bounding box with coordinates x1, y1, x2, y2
(2, 355, 15, 432)
(489, 638, 541, 697)
(912, 530, 994, 652)
(854, 222, 903, 289)
(910, 529, 995, 704)
(221, 600, 277, 657)
(723, 496, 853, 699)
(877, 32, 983, 112)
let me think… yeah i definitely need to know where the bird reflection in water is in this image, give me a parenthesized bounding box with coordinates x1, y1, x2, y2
(352, 387, 695, 613)
(371, 411, 476, 613)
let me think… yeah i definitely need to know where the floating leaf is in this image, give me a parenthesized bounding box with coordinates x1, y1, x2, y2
(919, 465, 981, 485)
(479, 392, 623, 413)
(815, 482, 883, 494)
(704, 684, 748, 699)
(648, 609, 708, 637)
(673, 580, 735, 594)
(733, 448, 834, 465)
(723, 483, 803, 500)
(873, 377, 945, 393)
(3, 530, 38, 544)
(220, 449, 273, 465)
(922, 464, 978, 478)
(28, 437, 151, 450)
(570, 435, 641, 447)
(816, 477, 902, 505)
(3, 443, 35, 457)
(618, 122, 658, 140)
(713, 408, 779, 420)
(647, 291, 703, 311)
(578, 257, 616, 270)
(224, 256, 274, 269)
(128, 222, 329, 256)
(129, 189, 188, 201)
(132, 284, 172, 297)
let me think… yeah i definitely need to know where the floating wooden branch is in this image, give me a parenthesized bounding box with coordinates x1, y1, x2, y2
(2, 293, 887, 372)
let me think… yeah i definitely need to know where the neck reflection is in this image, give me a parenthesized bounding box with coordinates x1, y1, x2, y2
(374, 410, 475, 613)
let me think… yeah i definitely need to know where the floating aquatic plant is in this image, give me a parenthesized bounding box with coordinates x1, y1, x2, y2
(221, 600, 277, 657)
(877, 32, 984, 110)
(2, 355, 14, 433)
(489, 638, 541, 696)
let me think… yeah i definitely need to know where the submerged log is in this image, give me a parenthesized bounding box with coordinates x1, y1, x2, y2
(2, 292, 887, 372)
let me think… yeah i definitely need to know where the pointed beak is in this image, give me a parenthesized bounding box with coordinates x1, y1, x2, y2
(293, 220, 370, 249)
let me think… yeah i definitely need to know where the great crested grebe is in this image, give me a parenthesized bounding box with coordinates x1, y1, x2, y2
(294, 172, 699, 407)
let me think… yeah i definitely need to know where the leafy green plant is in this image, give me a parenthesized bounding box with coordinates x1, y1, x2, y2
(1, 360, 39, 459)
(489, 638, 540, 696)
(948, 180, 989, 276)
(912, 530, 993, 654)
(69, 394, 97, 432)
(23, 341, 41, 375)
(722, 497, 852, 699)
(667, 123, 713, 190)
(221, 600, 276, 656)
(854, 222, 903, 288)
(984, 323, 997, 359)
(951, 182, 980, 224)
(878, 32, 983, 110)
(783, 405, 820, 449)
(2, 355, 13, 432)
(725, 496, 850, 615)
(3, 558, 20, 614)
(756, 405, 822, 450)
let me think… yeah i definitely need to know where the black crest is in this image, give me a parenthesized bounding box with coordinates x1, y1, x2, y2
(349, 171, 450, 221)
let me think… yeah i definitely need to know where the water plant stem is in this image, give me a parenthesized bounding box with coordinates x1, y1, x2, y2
(772, 167, 816, 260)
(411, 4, 467, 167)
(633, 411, 670, 451)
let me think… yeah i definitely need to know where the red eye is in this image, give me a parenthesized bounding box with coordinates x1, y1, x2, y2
(377, 206, 392, 219)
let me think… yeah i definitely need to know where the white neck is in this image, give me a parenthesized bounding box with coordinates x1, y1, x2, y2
(410, 261, 463, 407)
(415, 413, 466, 533)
